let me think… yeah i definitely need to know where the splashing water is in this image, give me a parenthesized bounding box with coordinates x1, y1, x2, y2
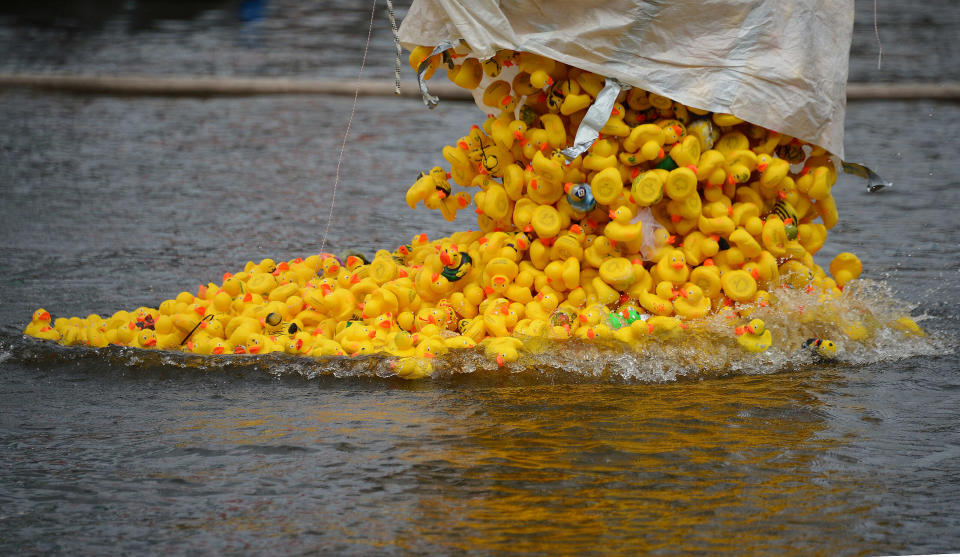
(5, 278, 949, 384)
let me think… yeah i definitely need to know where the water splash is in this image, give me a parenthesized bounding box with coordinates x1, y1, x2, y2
(3, 279, 952, 385)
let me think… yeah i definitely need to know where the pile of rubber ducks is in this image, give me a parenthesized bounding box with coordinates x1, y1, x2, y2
(24, 47, 926, 378)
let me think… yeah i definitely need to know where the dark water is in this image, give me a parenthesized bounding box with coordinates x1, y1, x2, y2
(2, 1, 960, 555)
(0, 0, 958, 83)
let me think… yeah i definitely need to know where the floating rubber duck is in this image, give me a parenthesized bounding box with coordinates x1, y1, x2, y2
(136, 329, 158, 350)
(802, 338, 837, 360)
(735, 319, 772, 353)
(24, 308, 60, 340)
(673, 283, 711, 319)
(482, 336, 525, 367)
(391, 356, 434, 380)
(636, 315, 683, 339)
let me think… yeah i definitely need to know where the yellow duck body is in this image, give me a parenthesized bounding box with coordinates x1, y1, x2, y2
(829, 252, 863, 288)
(654, 248, 690, 285)
(736, 319, 773, 352)
(604, 207, 643, 243)
(482, 336, 525, 366)
(673, 283, 712, 319)
(24, 308, 60, 340)
(391, 357, 434, 380)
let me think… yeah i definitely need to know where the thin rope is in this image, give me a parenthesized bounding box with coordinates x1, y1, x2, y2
(386, 0, 402, 95)
(873, 0, 883, 70)
(320, 0, 378, 255)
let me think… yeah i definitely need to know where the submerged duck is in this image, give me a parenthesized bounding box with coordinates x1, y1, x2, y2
(802, 338, 837, 360)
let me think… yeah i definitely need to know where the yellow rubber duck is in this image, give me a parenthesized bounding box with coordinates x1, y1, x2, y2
(802, 338, 838, 359)
(518, 52, 558, 89)
(583, 235, 616, 269)
(406, 166, 450, 210)
(673, 283, 711, 319)
(24, 308, 60, 340)
(391, 356, 434, 380)
(622, 124, 665, 163)
(634, 315, 683, 339)
(525, 290, 561, 322)
(136, 329, 158, 350)
(735, 319, 773, 353)
(482, 336, 525, 366)
(604, 207, 643, 243)
(654, 248, 689, 285)
(756, 153, 790, 188)
(829, 252, 862, 288)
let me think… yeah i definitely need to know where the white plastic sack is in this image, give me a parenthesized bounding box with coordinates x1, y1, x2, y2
(398, 0, 854, 158)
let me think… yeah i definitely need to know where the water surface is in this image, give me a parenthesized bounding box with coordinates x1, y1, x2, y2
(2, 1, 960, 555)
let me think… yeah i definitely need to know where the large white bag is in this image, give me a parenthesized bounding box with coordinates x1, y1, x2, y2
(399, 0, 854, 158)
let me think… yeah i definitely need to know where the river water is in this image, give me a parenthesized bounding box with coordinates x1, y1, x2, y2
(1, 1, 959, 555)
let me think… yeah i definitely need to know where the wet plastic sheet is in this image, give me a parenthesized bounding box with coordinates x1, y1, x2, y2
(398, 0, 854, 158)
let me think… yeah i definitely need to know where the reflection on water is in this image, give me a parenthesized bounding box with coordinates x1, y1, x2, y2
(29, 369, 873, 554)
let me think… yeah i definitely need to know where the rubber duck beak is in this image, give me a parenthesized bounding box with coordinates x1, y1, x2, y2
(745, 325, 755, 334)
(757, 162, 769, 172)
(672, 262, 684, 270)
(608, 209, 616, 220)
(212, 346, 225, 355)
(439, 252, 452, 266)
(40, 311, 51, 321)
(496, 354, 505, 367)
(564, 182, 572, 194)
(579, 314, 588, 323)
(368, 330, 377, 339)
(247, 345, 262, 354)
(144, 338, 156, 347)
